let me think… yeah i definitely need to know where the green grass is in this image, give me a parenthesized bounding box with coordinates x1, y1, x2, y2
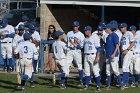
(0, 73, 140, 93)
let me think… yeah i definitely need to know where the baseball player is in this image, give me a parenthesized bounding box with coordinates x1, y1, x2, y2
(120, 23, 134, 88)
(12, 24, 25, 87)
(0, 18, 15, 72)
(66, 21, 85, 86)
(136, 23, 140, 82)
(129, 25, 140, 87)
(96, 25, 106, 72)
(136, 23, 140, 36)
(15, 16, 29, 30)
(14, 32, 38, 91)
(28, 23, 40, 87)
(52, 30, 68, 89)
(83, 26, 101, 91)
(110, 20, 122, 85)
(105, 23, 122, 90)
(93, 22, 106, 37)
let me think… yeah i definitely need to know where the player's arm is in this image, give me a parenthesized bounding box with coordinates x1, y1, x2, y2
(95, 35, 101, 63)
(62, 42, 68, 54)
(2, 26, 16, 38)
(74, 34, 85, 49)
(33, 45, 38, 60)
(111, 34, 119, 58)
(1, 33, 15, 38)
(31, 37, 40, 47)
(123, 33, 134, 55)
(14, 44, 20, 58)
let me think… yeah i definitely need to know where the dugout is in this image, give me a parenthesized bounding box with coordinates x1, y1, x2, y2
(40, 0, 140, 72)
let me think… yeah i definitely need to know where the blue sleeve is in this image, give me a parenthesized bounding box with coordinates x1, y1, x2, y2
(113, 33, 119, 45)
(96, 47, 102, 53)
(76, 44, 81, 49)
(7, 33, 15, 38)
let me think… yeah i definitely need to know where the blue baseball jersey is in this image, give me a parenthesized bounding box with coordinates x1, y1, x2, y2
(105, 32, 119, 58)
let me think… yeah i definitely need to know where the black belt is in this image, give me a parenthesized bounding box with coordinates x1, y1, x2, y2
(133, 52, 139, 55)
(1, 42, 11, 43)
(85, 53, 94, 55)
(21, 58, 32, 60)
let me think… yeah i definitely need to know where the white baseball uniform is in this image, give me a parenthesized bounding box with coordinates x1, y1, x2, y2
(52, 40, 68, 76)
(103, 33, 109, 43)
(84, 34, 100, 77)
(130, 34, 140, 74)
(136, 30, 140, 36)
(66, 30, 85, 74)
(13, 34, 24, 72)
(115, 29, 122, 44)
(30, 30, 41, 58)
(0, 25, 15, 59)
(15, 41, 38, 78)
(121, 31, 134, 72)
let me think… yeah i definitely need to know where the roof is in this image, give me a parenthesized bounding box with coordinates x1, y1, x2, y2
(40, 0, 140, 7)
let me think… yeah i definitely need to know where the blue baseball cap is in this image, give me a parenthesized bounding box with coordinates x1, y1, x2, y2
(0, 18, 8, 27)
(129, 25, 137, 31)
(99, 21, 106, 28)
(54, 30, 64, 37)
(84, 26, 92, 31)
(18, 24, 25, 30)
(110, 20, 118, 29)
(23, 32, 31, 39)
(22, 16, 29, 21)
(105, 23, 113, 29)
(97, 25, 103, 31)
(29, 24, 36, 29)
(120, 23, 128, 28)
(73, 21, 80, 27)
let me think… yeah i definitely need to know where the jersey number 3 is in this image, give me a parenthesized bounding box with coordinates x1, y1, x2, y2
(24, 46, 28, 53)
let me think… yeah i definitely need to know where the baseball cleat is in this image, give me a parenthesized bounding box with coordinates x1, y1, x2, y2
(60, 84, 66, 89)
(124, 84, 129, 88)
(30, 82, 35, 88)
(131, 83, 136, 88)
(21, 87, 25, 92)
(120, 86, 124, 90)
(96, 87, 101, 92)
(106, 86, 111, 90)
(83, 85, 89, 90)
(78, 81, 83, 88)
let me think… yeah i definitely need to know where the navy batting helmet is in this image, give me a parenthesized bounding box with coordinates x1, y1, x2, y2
(110, 20, 118, 29)
(99, 21, 106, 29)
(28, 24, 36, 29)
(0, 18, 8, 27)
(23, 32, 31, 40)
(18, 24, 25, 30)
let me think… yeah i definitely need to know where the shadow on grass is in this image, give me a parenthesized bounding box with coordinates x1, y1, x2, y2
(0, 80, 21, 92)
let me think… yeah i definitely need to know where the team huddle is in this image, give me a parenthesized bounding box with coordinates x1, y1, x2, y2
(1, 15, 140, 92)
(0, 16, 40, 91)
(51, 20, 140, 91)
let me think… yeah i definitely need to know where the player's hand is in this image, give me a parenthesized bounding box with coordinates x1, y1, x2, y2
(74, 38, 80, 44)
(111, 53, 115, 58)
(1, 33, 7, 38)
(123, 50, 128, 55)
(95, 57, 99, 64)
(70, 40, 77, 47)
